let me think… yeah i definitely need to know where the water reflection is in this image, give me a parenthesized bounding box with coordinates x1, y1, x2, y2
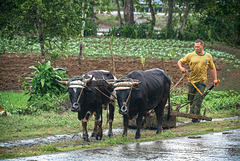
(3, 129, 240, 161)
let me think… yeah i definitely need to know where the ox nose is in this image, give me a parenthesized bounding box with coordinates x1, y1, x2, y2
(120, 105, 128, 114)
(71, 102, 80, 112)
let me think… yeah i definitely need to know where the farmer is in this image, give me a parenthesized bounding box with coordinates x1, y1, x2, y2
(177, 39, 218, 123)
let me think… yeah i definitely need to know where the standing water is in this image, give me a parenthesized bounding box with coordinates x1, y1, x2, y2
(3, 128, 240, 161)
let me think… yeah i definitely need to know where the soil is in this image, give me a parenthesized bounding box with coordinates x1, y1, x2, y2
(0, 53, 240, 91)
(0, 42, 239, 92)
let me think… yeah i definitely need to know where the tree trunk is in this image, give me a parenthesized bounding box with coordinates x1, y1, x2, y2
(39, 33, 45, 64)
(116, 0, 123, 25)
(148, 0, 156, 38)
(36, 5, 45, 64)
(167, 0, 174, 29)
(180, 0, 190, 33)
(89, 2, 95, 22)
(123, 0, 134, 24)
(176, 9, 183, 39)
(79, 2, 85, 65)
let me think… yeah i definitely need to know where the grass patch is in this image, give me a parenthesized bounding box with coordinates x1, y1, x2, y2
(1, 89, 239, 142)
(0, 91, 29, 114)
(0, 108, 123, 142)
(96, 14, 121, 28)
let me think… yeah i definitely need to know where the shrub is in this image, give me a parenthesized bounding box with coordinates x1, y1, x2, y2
(203, 90, 240, 111)
(21, 61, 68, 112)
(84, 20, 98, 36)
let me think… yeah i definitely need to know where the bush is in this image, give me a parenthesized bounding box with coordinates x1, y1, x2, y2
(27, 93, 68, 112)
(170, 89, 240, 114)
(203, 90, 240, 111)
(21, 61, 68, 112)
(22, 61, 67, 97)
(84, 20, 98, 36)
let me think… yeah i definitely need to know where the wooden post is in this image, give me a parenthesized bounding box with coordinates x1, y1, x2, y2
(109, 41, 116, 75)
(161, 58, 166, 72)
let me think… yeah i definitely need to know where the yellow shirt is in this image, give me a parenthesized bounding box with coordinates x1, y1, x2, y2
(180, 51, 215, 83)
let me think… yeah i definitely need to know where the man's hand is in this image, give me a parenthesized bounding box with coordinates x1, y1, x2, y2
(180, 67, 186, 73)
(177, 60, 186, 73)
(214, 79, 220, 87)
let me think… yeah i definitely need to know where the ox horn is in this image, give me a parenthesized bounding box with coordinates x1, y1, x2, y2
(106, 79, 115, 85)
(57, 80, 68, 85)
(85, 75, 94, 84)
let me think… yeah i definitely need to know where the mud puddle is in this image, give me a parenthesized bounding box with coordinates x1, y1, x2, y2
(0, 116, 239, 148)
(4, 128, 240, 161)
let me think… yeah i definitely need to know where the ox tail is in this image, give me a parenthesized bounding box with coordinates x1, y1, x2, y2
(106, 107, 109, 125)
(167, 92, 171, 121)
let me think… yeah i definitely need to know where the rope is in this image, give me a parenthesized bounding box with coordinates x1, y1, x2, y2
(77, 84, 85, 103)
(94, 87, 111, 100)
(122, 78, 134, 107)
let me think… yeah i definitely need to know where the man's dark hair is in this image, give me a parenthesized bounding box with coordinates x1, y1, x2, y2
(195, 39, 204, 45)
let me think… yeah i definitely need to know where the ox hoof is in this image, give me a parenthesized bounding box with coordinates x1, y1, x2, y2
(135, 134, 141, 139)
(96, 136, 102, 140)
(91, 132, 97, 137)
(108, 133, 113, 138)
(83, 137, 90, 142)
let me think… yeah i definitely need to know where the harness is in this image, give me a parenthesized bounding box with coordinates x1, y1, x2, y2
(68, 76, 115, 102)
(113, 77, 138, 113)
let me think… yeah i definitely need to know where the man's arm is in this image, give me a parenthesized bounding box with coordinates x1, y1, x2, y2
(210, 68, 218, 86)
(177, 60, 186, 73)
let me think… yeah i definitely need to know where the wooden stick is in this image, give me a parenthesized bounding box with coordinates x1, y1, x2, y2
(109, 41, 116, 75)
(171, 111, 212, 121)
(203, 108, 206, 116)
(186, 105, 189, 113)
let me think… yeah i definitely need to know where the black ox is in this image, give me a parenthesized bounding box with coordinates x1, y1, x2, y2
(58, 70, 116, 141)
(113, 68, 171, 139)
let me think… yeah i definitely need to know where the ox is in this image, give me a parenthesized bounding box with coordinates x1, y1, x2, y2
(58, 70, 116, 141)
(113, 68, 171, 139)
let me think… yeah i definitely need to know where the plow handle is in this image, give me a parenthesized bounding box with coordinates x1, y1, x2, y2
(214, 79, 220, 86)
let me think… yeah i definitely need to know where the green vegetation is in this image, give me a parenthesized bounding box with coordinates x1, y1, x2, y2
(18, 61, 69, 113)
(1, 89, 239, 142)
(1, 36, 239, 68)
(0, 101, 123, 142)
(171, 90, 240, 118)
(0, 91, 29, 115)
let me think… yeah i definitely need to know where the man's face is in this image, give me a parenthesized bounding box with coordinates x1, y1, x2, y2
(194, 42, 204, 54)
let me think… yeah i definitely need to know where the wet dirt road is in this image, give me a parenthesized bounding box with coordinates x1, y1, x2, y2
(4, 128, 240, 161)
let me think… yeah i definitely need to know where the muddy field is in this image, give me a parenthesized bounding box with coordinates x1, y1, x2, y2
(0, 53, 229, 91)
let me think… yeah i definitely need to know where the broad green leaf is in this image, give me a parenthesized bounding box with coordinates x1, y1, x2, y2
(41, 79, 45, 88)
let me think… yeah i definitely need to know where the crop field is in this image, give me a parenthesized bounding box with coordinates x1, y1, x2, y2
(1, 36, 240, 68)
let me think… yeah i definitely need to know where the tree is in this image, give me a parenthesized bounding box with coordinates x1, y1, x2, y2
(193, 0, 240, 45)
(0, 0, 84, 63)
